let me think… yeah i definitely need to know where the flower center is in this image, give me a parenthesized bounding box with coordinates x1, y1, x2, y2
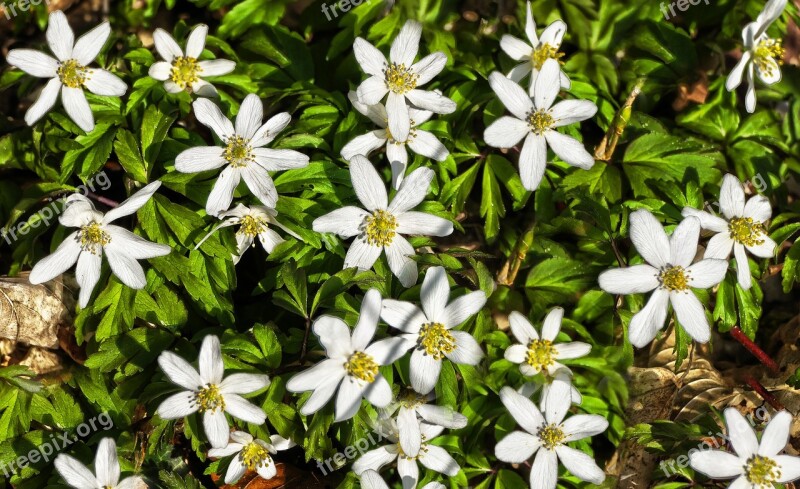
(77, 222, 110, 254)
(195, 384, 225, 413)
(385, 123, 417, 144)
(363, 210, 398, 247)
(531, 43, 565, 70)
(345, 351, 379, 382)
(527, 109, 554, 134)
(752, 38, 784, 77)
(57, 59, 89, 89)
(417, 322, 456, 360)
(537, 424, 565, 450)
(658, 265, 689, 292)
(384, 63, 418, 94)
(224, 135, 254, 168)
(170, 56, 202, 90)
(729, 217, 766, 247)
(238, 215, 268, 237)
(399, 390, 426, 409)
(525, 339, 555, 371)
(240, 442, 271, 470)
(744, 455, 781, 488)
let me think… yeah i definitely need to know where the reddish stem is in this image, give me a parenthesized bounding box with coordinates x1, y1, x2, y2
(745, 375, 785, 411)
(86, 192, 119, 208)
(730, 326, 779, 375)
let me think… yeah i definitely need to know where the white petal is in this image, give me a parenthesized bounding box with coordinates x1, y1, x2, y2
(421, 266, 449, 323)
(759, 410, 792, 457)
(258, 229, 284, 253)
(224, 458, 247, 484)
(148, 61, 171, 81)
(29, 232, 81, 284)
(533, 59, 560, 110)
(744, 65, 756, 113)
(555, 342, 591, 360)
(163, 80, 183, 94)
(734, 244, 752, 289)
(186, 24, 208, 59)
(706, 232, 735, 259)
(156, 391, 198, 419)
(199, 335, 224, 384)
(443, 291, 486, 327)
(387, 144, 409, 188)
(507, 62, 532, 83)
(398, 406, 422, 457)
(726, 56, 749, 91)
(495, 431, 539, 463)
(193, 98, 235, 141)
(539, 20, 566, 46)
(508, 312, 538, 343)
(555, 445, 606, 484)
(158, 351, 202, 390)
(103, 180, 162, 224)
(286, 359, 345, 392)
(412, 52, 447, 86)
(224, 394, 267, 424)
(544, 130, 594, 169)
(395, 211, 453, 237)
(743, 195, 772, 222)
(524, 2, 539, 44)
(175, 146, 226, 173)
(404, 89, 456, 114)
(335, 378, 365, 422)
(256, 459, 277, 480)
(630, 209, 671, 268)
(387, 91, 411, 142)
(530, 447, 558, 489)
(598, 264, 659, 295)
(670, 291, 710, 344)
(419, 445, 460, 476)
(206, 167, 241, 217)
(720, 174, 746, 220)
(46, 11, 74, 61)
(105, 225, 170, 260)
(203, 410, 230, 448)
(686, 258, 728, 289)
(76, 250, 102, 308)
(220, 373, 270, 395)
(252, 148, 309, 171)
(7, 49, 58, 77)
(725, 408, 759, 459)
(344, 237, 383, 272)
(95, 438, 120, 486)
(775, 455, 800, 483)
(62, 87, 94, 132)
(550, 100, 597, 127)
(669, 216, 701, 268)
(153, 29, 183, 63)
(54, 454, 98, 489)
(250, 112, 291, 148)
(483, 116, 529, 149)
(500, 35, 533, 61)
(488, 71, 534, 120)
(353, 38, 387, 76)
(352, 447, 397, 475)
(391, 20, 422, 66)
(543, 376, 571, 424)
(445, 331, 483, 365)
(104, 246, 146, 289)
(417, 404, 467, 429)
(498, 386, 544, 435)
(241, 165, 278, 208)
(312, 206, 368, 237)
(398, 456, 420, 489)
(350, 154, 389, 211)
(561, 414, 609, 441)
(73, 22, 111, 65)
(682, 207, 730, 233)
(84, 69, 127, 96)
(505, 344, 528, 364)
(755, 0, 788, 36)
(728, 476, 752, 489)
(539, 307, 563, 341)
(519, 133, 547, 191)
(628, 289, 669, 348)
(385, 235, 418, 288)
(351, 288, 381, 351)
(192, 79, 219, 97)
(24, 77, 62, 126)
(746, 236, 777, 258)
(357, 75, 389, 105)
(381, 300, 426, 333)
(408, 130, 448, 161)
(363, 375, 393, 408)
(388, 166, 433, 214)
(756, 58, 782, 85)
(234, 94, 263, 140)
(198, 59, 236, 77)
(410, 348, 442, 395)
(342, 132, 387, 160)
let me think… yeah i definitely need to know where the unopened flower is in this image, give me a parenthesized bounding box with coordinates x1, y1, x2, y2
(5, 11, 127, 132)
(495, 378, 607, 489)
(726, 0, 787, 113)
(386, 389, 468, 457)
(353, 20, 456, 142)
(312, 155, 453, 288)
(500, 1, 570, 93)
(175, 95, 309, 216)
(29, 181, 170, 307)
(342, 91, 448, 189)
(156, 335, 270, 448)
(381, 266, 485, 394)
(484, 59, 596, 191)
(149, 24, 235, 96)
(54, 438, 146, 489)
(690, 408, 800, 488)
(598, 210, 728, 348)
(208, 431, 295, 484)
(504, 308, 590, 377)
(286, 289, 410, 422)
(196, 203, 300, 263)
(683, 174, 776, 290)
(360, 469, 445, 489)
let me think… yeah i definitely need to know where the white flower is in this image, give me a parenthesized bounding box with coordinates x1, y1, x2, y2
(353, 417, 460, 489)
(196, 203, 300, 263)
(175, 95, 309, 216)
(54, 438, 146, 489)
(495, 379, 607, 489)
(484, 59, 596, 191)
(500, 1, 571, 94)
(28, 181, 170, 308)
(342, 91, 449, 189)
(5, 11, 127, 132)
(385, 390, 468, 457)
(360, 469, 445, 489)
(598, 210, 728, 348)
(726, 0, 787, 113)
(353, 20, 456, 142)
(286, 289, 409, 422)
(504, 308, 591, 377)
(148, 24, 235, 97)
(690, 408, 800, 488)
(312, 155, 453, 288)
(156, 335, 270, 448)
(380, 266, 485, 394)
(518, 368, 583, 406)
(208, 431, 295, 484)
(682, 174, 776, 290)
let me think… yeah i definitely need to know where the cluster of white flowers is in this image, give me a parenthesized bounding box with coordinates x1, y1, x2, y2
(599, 174, 776, 348)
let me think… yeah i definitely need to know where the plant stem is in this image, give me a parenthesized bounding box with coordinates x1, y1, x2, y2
(730, 326, 779, 375)
(745, 375, 785, 411)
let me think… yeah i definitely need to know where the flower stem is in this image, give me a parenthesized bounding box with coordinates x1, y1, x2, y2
(730, 326, 779, 375)
(745, 375, 785, 411)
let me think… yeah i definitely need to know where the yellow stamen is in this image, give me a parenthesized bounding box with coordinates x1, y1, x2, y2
(170, 56, 202, 90)
(223, 135, 254, 168)
(384, 63, 418, 94)
(400, 390, 427, 409)
(240, 442, 271, 470)
(729, 217, 766, 247)
(77, 222, 110, 255)
(57, 59, 89, 88)
(531, 43, 565, 70)
(752, 38, 784, 77)
(363, 210, 397, 247)
(744, 455, 781, 488)
(195, 384, 225, 413)
(417, 322, 456, 360)
(537, 424, 565, 450)
(345, 351, 379, 383)
(659, 266, 689, 292)
(525, 339, 555, 371)
(527, 109, 554, 134)
(238, 215, 268, 238)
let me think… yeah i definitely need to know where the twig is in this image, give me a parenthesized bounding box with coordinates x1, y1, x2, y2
(300, 316, 312, 360)
(745, 375, 785, 411)
(86, 192, 119, 208)
(610, 238, 627, 268)
(730, 326, 779, 375)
